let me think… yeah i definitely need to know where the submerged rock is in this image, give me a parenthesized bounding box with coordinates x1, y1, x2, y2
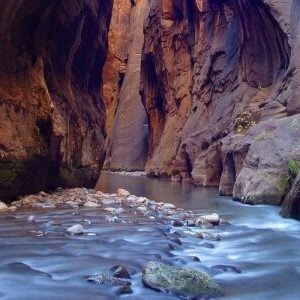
(142, 261, 221, 298)
(66, 224, 84, 235)
(86, 274, 131, 286)
(210, 265, 242, 275)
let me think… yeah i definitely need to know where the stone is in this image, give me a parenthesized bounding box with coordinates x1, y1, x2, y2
(66, 224, 84, 235)
(110, 265, 131, 279)
(83, 201, 101, 208)
(200, 213, 220, 225)
(117, 189, 131, 197)
(0, 202, 8, 212)
(86, 274, 131, 286)
(142, 261, 221, 298)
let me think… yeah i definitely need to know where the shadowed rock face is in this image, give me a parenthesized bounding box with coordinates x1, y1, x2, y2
(103, 0, 149, 171)
(0, 0, 112, 201)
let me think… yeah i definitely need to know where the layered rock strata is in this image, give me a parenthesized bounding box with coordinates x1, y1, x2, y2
(106, 0, 300, 214)
(0, 0, 112, 201)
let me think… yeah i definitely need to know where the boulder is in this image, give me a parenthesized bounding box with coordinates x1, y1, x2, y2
(142, 261, 221, 298)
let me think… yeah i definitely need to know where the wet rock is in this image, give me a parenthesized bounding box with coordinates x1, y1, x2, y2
(66, 224, 84, 235)
(200, 213, 220, 225)
(197, 232, 221, 241)
(27, 215, 36, 223)
(83, 201, 101, 208)
(105, 216, 119, 223)
(47, 220, 62, 226)
(171, 220, 184, 227)
(101, 198, 116, 205)
(117, 189, 131, 197)
(195, 217, 214, 228)
(126, 195, 138, 202)
(104, 207, 124, 215)
(163, 203, 176, 210)
(142, 261, 221, 298)
(110, 265, 131, 279)
(0, 202, 8, 212)
(114, 285, 133, 295)
(210, 265, 242, 275)
(86, 274, 131, 286)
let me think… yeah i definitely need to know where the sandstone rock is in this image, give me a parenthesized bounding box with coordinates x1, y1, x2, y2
(0, 0, 113, 201)
(142, 261, 221, 298)
(117, 189, 131, 197)
(103, 0, 149, 171)
(66, 224, 84, 235)
(0, 202, 8, 212)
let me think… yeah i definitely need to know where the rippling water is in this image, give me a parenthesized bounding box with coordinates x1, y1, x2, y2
(0, 172, 299, 299)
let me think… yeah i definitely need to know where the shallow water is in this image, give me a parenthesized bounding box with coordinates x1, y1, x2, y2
(0, 173, 299, 299)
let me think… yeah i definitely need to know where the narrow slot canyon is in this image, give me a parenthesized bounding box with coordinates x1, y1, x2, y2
(0, 1, 300, 299)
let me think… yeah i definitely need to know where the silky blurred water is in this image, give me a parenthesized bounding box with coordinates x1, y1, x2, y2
(0, 172, 299, 299)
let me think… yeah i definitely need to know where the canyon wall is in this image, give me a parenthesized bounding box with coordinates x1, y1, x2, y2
(106, 0, 300, 216)
(103, 0, 149, 171)
(0, 0, 112, 201)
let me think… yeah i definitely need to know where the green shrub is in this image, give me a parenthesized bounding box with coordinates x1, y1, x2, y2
(285, 159, 300, 192)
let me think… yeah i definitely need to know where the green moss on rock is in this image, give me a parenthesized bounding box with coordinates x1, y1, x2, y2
(142, 261, 221, 298)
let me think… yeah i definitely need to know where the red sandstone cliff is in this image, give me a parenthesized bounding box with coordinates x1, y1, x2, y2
(105, 0, 300, 215)
(0, 0, 112, 200)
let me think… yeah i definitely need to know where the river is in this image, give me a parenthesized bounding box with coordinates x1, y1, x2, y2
(0, 172, 299, 299)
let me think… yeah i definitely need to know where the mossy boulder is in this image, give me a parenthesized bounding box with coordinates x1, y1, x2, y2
(142, 261, 221, 298)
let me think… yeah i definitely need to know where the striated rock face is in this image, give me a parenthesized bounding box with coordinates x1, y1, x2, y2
(106, 0, 300, 213)
(103, 0, 149, 171)
(0, 0, 112, 201)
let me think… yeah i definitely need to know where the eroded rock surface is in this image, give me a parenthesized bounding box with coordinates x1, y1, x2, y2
(105, 0, 300, 214)
(0, 0, 112, 201)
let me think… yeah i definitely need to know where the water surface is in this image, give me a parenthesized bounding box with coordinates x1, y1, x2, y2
(0, 173, 299, 299)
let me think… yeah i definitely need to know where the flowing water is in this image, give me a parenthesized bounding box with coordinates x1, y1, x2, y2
(0, 172, 300, 299)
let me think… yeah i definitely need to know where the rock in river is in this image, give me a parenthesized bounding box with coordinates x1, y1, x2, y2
(66, 224, 84, 235)
(142, 261, 221, 298)
(0, 201, 8, 212)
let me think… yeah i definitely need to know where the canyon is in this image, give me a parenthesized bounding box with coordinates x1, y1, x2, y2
(0, 0, 300, 218)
